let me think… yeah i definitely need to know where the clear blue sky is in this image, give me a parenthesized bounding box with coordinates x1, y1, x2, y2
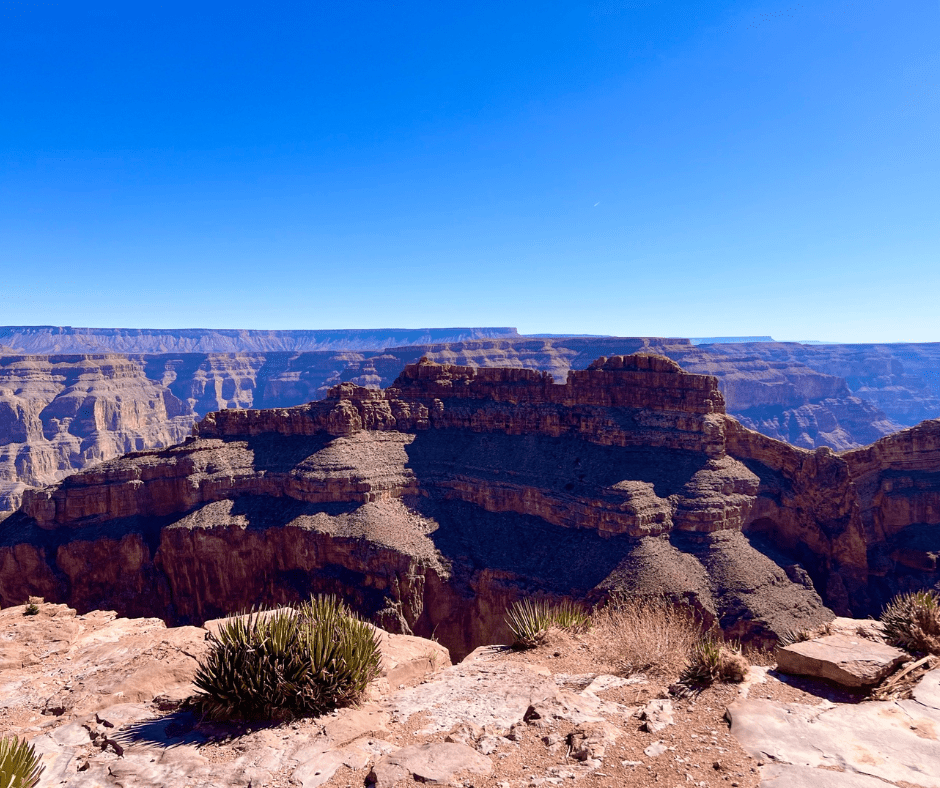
(1, 0, 938, 342)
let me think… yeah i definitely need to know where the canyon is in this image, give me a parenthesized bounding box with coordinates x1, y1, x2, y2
(2, 332, 939, 518)
(2, 353, 939, 662)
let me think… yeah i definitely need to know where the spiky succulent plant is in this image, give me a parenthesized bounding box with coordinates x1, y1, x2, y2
(678, 637, 747, 691)
(505, 598, 590, 649)
(0, 735, 44, 788)
(881, 590, 940, 656)
(190, 596, 382, 721)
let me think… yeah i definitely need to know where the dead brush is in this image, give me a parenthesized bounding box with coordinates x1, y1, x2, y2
(587, 594, 702, 679)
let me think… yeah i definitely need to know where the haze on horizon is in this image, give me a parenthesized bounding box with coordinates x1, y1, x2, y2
(1, 1, 938, 344)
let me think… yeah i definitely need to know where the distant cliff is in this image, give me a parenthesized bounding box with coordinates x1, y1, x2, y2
(0, 326, 520, 354)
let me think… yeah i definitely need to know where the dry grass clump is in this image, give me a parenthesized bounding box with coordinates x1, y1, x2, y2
(881, 590, 940, 656)
(589, 594, 703, 679)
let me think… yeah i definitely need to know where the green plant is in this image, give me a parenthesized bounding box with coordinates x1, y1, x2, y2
(190, 596, 382, 721)
(779, 627, 814, 646)
(22, 603, 39, 617)
(0, 734, 44, 788)
(678, 637, 748, 691)
(551, 599, 591, 631)
(881, 590, 940, 656)
(505, 598, 590, 649)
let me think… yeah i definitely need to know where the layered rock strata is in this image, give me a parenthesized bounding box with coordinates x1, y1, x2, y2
(0, 356, 833, 658)
(5, 336, 939, 517)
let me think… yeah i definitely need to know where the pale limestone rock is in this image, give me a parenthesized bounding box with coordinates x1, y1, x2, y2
(775, 633, 906, 687)
(728, 669, 940, 788)
(367, 742, 492, 787)
(387, 657, 559, 735)
(640, 699, 674, 733)
(759, 763, 897, 787)
(566, 721, 621, 761)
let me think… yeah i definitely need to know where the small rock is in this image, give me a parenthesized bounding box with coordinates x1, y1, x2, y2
(566, 721, 620, 761)
(644, 741, 669, 758)
(640, 699, 674, 733)
(477, 736, 501, 755)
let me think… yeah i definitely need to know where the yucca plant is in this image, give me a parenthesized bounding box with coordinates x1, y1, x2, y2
(190, 596, 382, 721)
(678, 637, 748, 691)
(679, 636, 723, 689)
(779, 627, 814, 647)
(881, 590, 940, 656)
(0, 735, 44, 788)
(551, 599, 591, 632)
(506, 598, 590, 649)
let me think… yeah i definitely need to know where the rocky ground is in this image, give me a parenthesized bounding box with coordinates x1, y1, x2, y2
(2, 602, 939, 788)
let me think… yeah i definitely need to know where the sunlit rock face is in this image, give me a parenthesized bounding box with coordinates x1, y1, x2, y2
(1, 355, 838, 658)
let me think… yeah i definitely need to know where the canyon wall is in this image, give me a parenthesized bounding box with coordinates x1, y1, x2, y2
(0, 354, 195, 516)
(0, 326, 519, 354)
(0, 356, 836, 657)
(2, 337, 938, 517)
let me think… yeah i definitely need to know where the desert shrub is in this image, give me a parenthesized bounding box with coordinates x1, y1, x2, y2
(679, 637, 748, 691)
(881, 590, 940, 656)
(190, 596, 382, 721)
(22, 603, 39, 617)
(0, 734, 44, 788)
(590, 594, 702, 678)
(779, 627, 814, 646)
(506, 598, 590, 649)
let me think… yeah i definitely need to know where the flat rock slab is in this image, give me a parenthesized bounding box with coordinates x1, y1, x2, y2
(368, 742, 492, 787)
(387, 659, 559, 734)
(776, 633, 906, 686)
(728, 668, 940, 787)
(759, 763, 900, 787)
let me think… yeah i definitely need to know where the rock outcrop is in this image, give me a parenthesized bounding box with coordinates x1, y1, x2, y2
(0, 356, 834, 658)
(0, 354, 195, 516)
(3, 335, 938, 517)
(2, 354, 938, 643)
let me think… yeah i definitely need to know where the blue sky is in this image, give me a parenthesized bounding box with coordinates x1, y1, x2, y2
(1, 0, 938, 341)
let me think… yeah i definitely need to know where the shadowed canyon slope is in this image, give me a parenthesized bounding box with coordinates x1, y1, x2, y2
(4, 354, 940, 660)
(1, 335, 938, 516)
(1, 355, 843, 658)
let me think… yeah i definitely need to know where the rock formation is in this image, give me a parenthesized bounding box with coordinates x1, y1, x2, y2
(0, 354, 195, 516)
(3, 335, 938, 517)
(0, 355, 836, 658)
(0, 326, 519, 354)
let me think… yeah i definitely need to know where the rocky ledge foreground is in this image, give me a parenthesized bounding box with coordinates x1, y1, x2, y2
(3, 603, 939, 788)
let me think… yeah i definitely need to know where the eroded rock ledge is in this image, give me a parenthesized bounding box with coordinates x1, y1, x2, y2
(2, 355, 938, 658)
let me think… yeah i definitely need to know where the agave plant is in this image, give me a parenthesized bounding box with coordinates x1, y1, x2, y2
(506, 598, 590, 649)
(678, 636, 747, 691)
(551, 599, 591, 632)
(190, 596, 382, 721)
(0, 735, 44, 788)
(679, 636, 723, 689)
(881, 590, 940, 656)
